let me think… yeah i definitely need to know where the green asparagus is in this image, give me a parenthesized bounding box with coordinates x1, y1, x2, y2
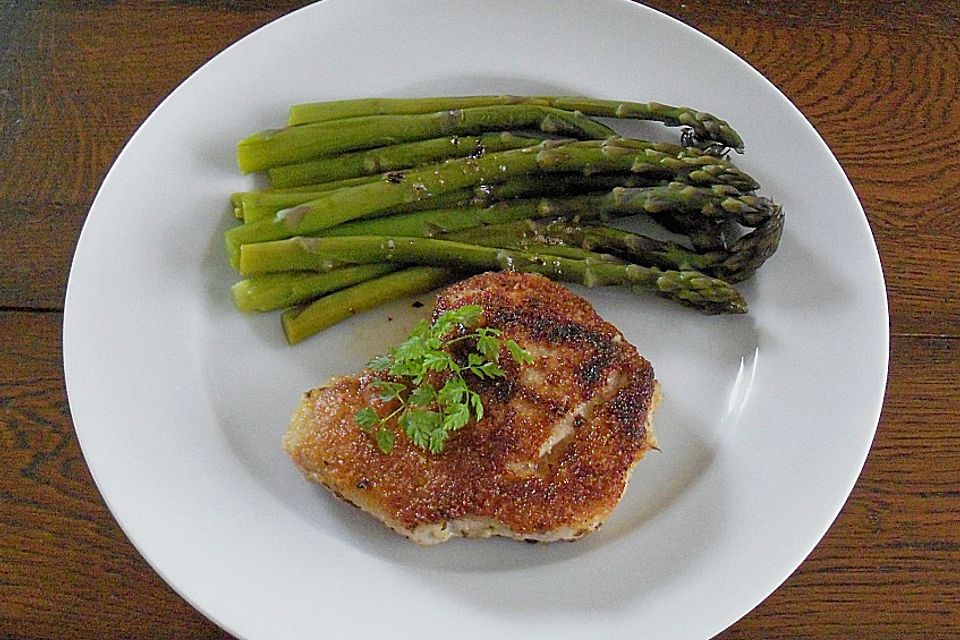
(237, 183, 475, 224)
(321, 199, 549, 239)
(233, 175, 383, 219)
(287, 95, 744, 152)
(281, 267, 459, 345)
(249, 235, 747, 314)
(709, 205, 785, 281)
(468, 172, 661, 204)
(236, 203, 774, 335)
(534, 140, 758, 192)
(467, 209, 783, 282)
(243, 164, 668, 223)
(237, 105, 615, 173)
(268, 132, 543, 188)
(225, 139, 759, 267)
(231, 264, 396, 312)
(235, 176, 379, 222)
(222, 96, 787, 343)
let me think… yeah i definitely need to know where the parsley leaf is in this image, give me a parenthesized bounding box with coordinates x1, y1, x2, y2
(438, 377, 468, 407)
(353, 304, 532, 454)
(422, 350, 454, 374)
(475, 333, 501, 362)
(354, 406, 380, 433)
(506, 339, 535, 365)
(371, 380, 407, 402)
(375, 428, 395, 453)
(366, 354, 393, 372)
(408, 384, 437, 408)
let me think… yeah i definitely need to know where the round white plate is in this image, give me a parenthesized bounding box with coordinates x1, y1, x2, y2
(63, 0, 889, 638)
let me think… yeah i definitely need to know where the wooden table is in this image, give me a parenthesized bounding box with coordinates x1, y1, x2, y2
(2, 1, 958, 637)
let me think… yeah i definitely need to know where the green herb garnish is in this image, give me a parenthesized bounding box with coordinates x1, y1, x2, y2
(354, 304, 533, 453)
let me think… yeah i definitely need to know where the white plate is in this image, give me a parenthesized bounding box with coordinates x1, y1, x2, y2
(63, 0, 888, 638)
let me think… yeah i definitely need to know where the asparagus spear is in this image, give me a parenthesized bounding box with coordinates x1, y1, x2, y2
(469, 208, 783, 282)
(469, 172, 660, 204)
(287, 95, 744, 152)
(650, 213, 724, 251)
(612, 183, 774, 226)
(238, 183, 475, 224)
(535, 140, 759, 192)
(224, 140, 757, 266)
(248, 235, 746, 314)
(262, 176, 383, 194)
(243, 166, 665, 223)
(268, 132, 543, 188)
(233, 174, 384, 219)
(470, 183, 770, 254)
(231, 264, 396, 312)
(499, 180, 773, 228)
(286, 95, 558, 123)
(322, 199, 549, 238)
(529, 135, 733, 165)
(451, 220, 683, 265)
(239, 169, 638, 224)
(281, 267, 459, 345)
(235, 176, 378, 222)
(709, 204, 785, 281)
(236, 106, 615, 173)
(238, 237, 348, 275)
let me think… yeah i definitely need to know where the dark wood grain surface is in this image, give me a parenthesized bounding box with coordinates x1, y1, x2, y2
(2, 1, 958, 637)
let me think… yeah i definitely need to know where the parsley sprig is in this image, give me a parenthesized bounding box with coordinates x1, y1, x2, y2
(354, 304, 533, 454)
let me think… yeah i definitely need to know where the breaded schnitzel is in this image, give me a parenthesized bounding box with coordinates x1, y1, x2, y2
(284, 272, 660, 544)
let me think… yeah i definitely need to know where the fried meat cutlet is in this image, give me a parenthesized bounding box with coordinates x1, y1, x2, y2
(284, 271, 660, 544)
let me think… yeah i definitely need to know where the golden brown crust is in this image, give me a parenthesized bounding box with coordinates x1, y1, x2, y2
(284, 272, 659, 543)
